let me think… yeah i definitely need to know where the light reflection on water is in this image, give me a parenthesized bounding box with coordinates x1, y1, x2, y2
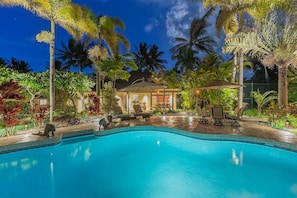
(232, 149, 243, 166)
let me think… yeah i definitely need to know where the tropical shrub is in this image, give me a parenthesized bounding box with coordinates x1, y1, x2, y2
(101, 82, 118, 114)
(88, 94, 101, 116)
(244, 108, 258, 117)
(250, 89, 277, 115)
(30, 104, 50, 127)
(0, 80, 23, 136)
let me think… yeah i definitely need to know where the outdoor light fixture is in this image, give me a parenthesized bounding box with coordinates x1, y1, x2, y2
(286, 120, 290, 128)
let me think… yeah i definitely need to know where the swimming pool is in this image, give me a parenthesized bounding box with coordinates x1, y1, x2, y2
(1, 126, 297, 198)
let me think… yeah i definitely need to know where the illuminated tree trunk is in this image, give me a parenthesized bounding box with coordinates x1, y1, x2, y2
(232, 53, 238, 83)
(278, 64, 288, 107)
(238, 52, 243, 108)
(49, 20, 55, 123)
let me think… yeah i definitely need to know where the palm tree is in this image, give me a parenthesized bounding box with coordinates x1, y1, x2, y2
(0, 0, 97, 122)
(171, 48, 200, 74)
(87, 15, 130, 96)
(8, 57, 32, 73)
(170, 7, 216, 64)
(0, 57, 7, 66)
(195, 0, 290, 108)
(199, 52, 234, 82)
(133, 42, 167, 73)
(56, 38, 93, 72)
(223, 12, 297, 107)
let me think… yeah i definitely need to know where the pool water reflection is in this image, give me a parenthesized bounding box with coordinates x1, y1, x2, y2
(1, 128, 297, 198)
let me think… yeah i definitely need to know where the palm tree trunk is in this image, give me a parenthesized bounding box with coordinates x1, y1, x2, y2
(238, 52, 243, 108)
(232, 53, 238, 83)
(264, 66, 269, 83)
(96, 72, 100, 96)
(278, 65, 288, 107)
(49, 20, 55, 123)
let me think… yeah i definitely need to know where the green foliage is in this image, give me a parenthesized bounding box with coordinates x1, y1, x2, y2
(224, 11, 297, 107)
(265, 102, 297, 129)
(99, 54, 137, 83)
(54, 90, 77, 115)
(17, 72, 48, 108)
(250, 89, 277, 115)
(270, 118, 287, 128)
(161, 70, 181, 89)
(153, 108, 162, 115)
(101, 82, 118, 114)
(53, 71, 94, 114)
(286, 114, 297, 128)
(0, 67, 18, 84)
(219, 89, 238, 110)
(244, 108, 259, 117)
(54, 70, 95, 94)
(179, 73, 197, 110)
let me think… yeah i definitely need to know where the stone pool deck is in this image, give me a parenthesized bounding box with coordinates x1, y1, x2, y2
(1, 115, 297, 153)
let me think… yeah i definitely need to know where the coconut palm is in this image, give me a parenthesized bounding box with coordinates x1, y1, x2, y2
(133, 42, 167, 73)
(170, 7, 216, 61)
(223, 12, 297, 107)
(7, 57, 32, 73)
(56, 38, 93, 72)
(0, 0, 97, 122)
(171, 48, 200, 74)
(87, 15, 130, 96)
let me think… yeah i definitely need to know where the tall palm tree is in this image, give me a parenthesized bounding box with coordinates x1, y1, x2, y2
(223, 12, 297, 107)
(0, 0, 97, 122)
(87, 15, 130, 96)
(171, 48, 200, 74)
(133, 42, 167, 73)
(56, 38, 93, 72)
(170, 7, 216, 63)
(96, 16, 130, 56)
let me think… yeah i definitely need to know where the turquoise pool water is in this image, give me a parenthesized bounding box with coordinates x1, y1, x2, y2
(1, 128, 297, 198)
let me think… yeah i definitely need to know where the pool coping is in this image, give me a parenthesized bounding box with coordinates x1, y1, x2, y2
(95, 126, 297, 152)
(1, 125, 297, 154)
(0, 128, 94, 154)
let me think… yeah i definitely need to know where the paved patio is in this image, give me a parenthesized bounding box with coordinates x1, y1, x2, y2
(1, 114, 297, 153)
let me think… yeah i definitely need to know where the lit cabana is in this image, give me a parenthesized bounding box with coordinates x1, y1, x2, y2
(118, 79, 167, 113)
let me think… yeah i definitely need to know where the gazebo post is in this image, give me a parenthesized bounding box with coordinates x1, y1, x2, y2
(127, 92, 129, 113)
(150, 92, 152, 111)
